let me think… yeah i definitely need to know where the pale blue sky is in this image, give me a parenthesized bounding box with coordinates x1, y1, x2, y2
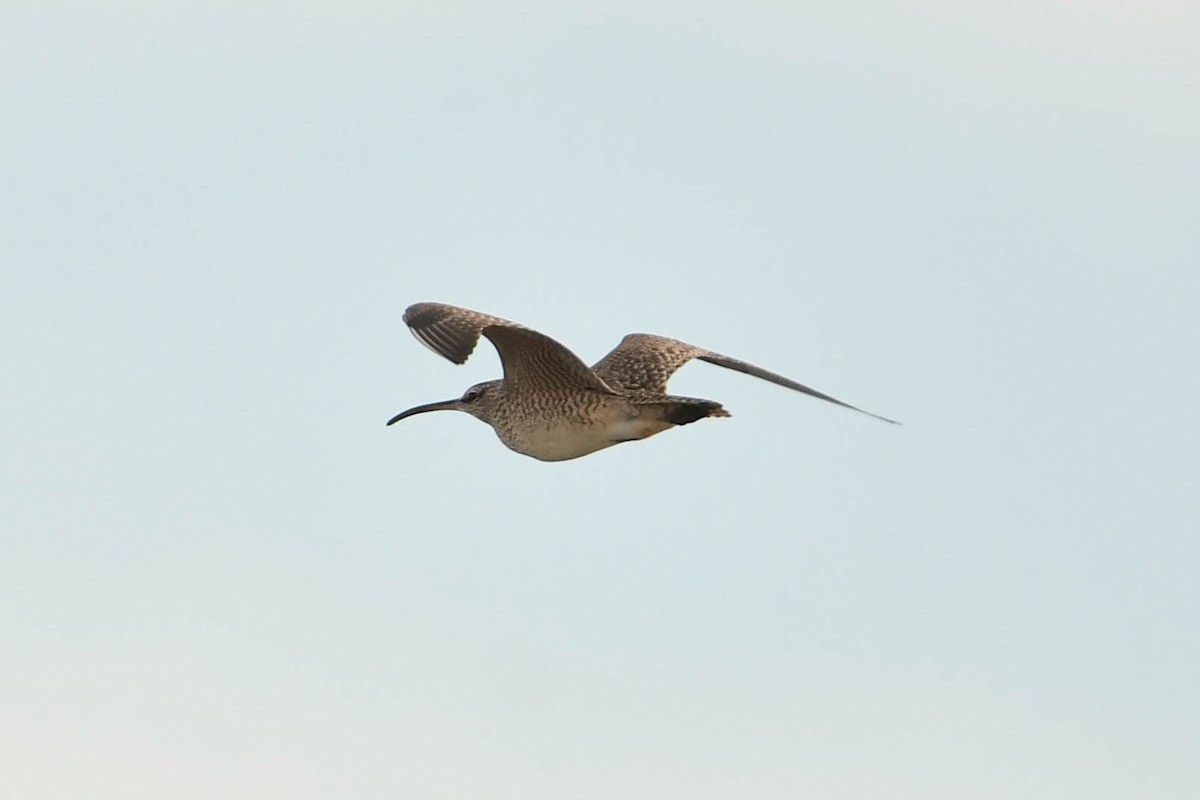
(3, 2, 1199, 798)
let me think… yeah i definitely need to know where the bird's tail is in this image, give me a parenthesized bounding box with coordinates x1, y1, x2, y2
(651, 396, 730, 426)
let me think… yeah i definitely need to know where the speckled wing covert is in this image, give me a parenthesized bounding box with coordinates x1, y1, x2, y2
(404, 302, 615, 394)
(481, 325, 615, 394)
(592, 333, 899, 424)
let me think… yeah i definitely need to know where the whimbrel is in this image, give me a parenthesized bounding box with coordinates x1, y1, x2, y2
(387, 302, 898, 461)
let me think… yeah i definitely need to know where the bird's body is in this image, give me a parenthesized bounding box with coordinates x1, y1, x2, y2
(463, 384, 685, 462)
(388, 302, 896, 461)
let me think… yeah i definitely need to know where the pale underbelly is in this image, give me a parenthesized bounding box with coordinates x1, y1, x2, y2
(497, 412, 673, 462)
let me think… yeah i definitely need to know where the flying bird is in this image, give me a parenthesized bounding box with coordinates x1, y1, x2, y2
(387, 302, 897, 461)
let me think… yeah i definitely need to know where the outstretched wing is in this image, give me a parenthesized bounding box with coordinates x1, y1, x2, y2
(592, 333, 899, 424)
(404, 302, 615, 394)
(590, 334, 701, 395)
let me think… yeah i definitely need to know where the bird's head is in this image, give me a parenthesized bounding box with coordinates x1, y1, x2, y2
(386, 380, 503, 426)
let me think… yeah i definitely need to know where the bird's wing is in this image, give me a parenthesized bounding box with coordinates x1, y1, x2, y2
(482, 326, 616, 394)
(404, 302, 614, 394)
(590, 334, 702, 395)
(592, 333, 899, 424)
(403, 302, 519, 365)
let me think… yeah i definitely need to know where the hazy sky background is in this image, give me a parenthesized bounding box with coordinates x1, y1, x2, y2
(3, 2, 1198, 798)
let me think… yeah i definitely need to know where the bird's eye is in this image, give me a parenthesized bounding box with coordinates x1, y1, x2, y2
(463, 387, 482, 402)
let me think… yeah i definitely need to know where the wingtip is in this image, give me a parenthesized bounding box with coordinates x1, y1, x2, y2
(865, 410, 902, 426)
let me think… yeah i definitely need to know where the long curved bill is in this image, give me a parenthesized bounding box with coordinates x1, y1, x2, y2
(386, 399, 462, 426)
